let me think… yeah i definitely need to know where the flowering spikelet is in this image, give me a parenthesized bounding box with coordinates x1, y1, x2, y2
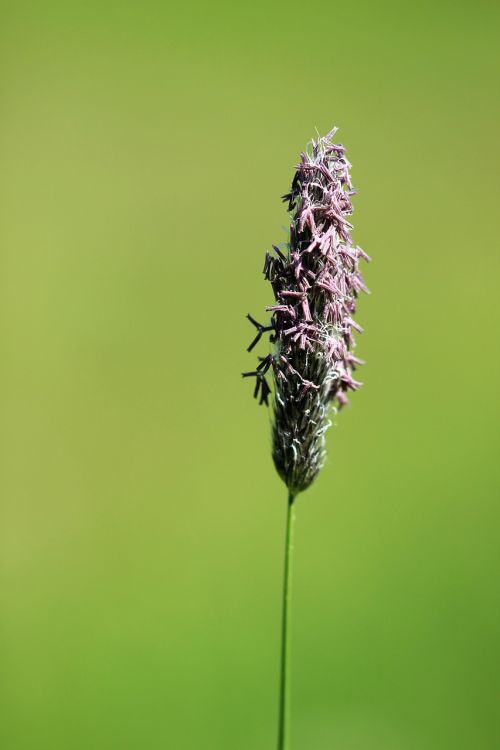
(243, 128, 370, 496)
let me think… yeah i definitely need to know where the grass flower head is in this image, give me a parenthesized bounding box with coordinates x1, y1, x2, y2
(244, 127, 370, 496)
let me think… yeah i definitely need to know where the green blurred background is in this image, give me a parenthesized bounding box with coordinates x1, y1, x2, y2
(1, 1, 499, 748)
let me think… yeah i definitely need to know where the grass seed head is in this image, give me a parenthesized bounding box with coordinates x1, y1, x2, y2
(244, 128, 369, 495)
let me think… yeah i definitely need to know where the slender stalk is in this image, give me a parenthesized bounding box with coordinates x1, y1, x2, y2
(277, 492, 296, 750)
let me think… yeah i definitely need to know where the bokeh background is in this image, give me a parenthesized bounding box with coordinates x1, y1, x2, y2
(1, 1, 499, 748)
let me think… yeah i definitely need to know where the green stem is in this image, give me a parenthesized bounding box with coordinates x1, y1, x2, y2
(277, 492, 296, 750)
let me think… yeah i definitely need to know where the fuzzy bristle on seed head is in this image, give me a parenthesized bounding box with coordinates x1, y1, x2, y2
(244, 128, 369, 496)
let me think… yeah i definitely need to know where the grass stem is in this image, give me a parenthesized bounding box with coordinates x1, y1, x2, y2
(277, 492, 296, 750)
